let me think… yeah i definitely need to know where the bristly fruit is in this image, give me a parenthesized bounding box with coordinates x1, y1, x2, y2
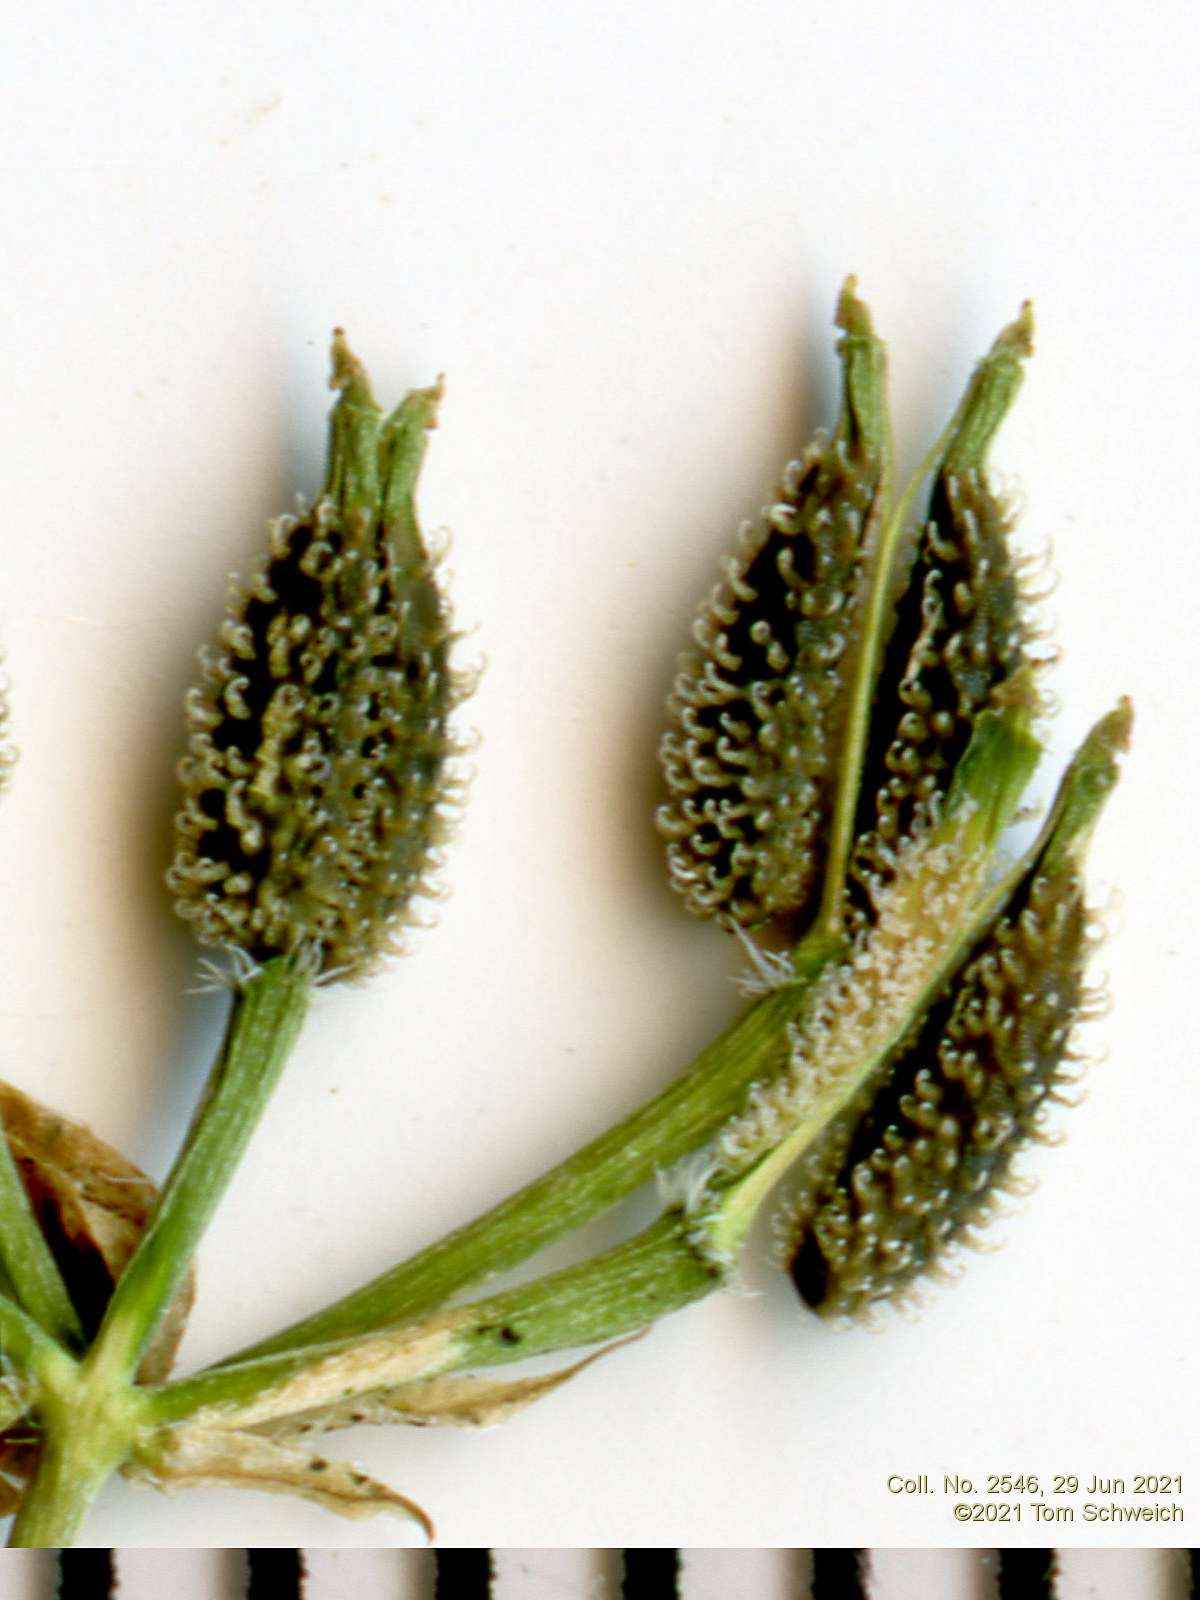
(660, 283, 1129, 1318)
(847, 305, 1047, 927)
(168, 335, 468, 981)
(785, 702, 1130, 1317)
(657, 279, 887, 929)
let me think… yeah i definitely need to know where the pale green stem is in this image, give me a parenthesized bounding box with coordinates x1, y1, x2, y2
(146, 1210, 719, 1426)
(0, 1124, 82, 1349)
(7, 1416, 120, 1547)
(7, 1356, 146, 1548)
(6, 929, 823, 1541)
(2, 959, 309, 1546)
(85, 957, 310, 1392)
(440, 1210, 718, 1372)
(223, 930, 840, 1365)
(0, 1289, 67, 1385)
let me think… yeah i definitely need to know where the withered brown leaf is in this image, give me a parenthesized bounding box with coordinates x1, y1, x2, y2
(125, 1424, 434, 1538)
(0, 1082, 195, 1514)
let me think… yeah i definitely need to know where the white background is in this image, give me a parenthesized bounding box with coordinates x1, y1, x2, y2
(0, 0, 1196, 1551)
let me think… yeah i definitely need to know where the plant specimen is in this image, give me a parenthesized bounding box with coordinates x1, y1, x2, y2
(0, 282, 1127, 1546)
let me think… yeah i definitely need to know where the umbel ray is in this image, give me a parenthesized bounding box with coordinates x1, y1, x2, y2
(0, 281, 1127, 1544)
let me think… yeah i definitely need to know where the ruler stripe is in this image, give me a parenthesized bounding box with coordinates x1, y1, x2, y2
(996, 1549, 1052, 1599)
(245, 1551, 304, 1600)
(56, 1552, 114, 1600)
(0, 1545, 1184, 1600)
(434, 1550, 493, 1598)
(622, 1550, 680, 1599)
(810, 1550, 865, 1600)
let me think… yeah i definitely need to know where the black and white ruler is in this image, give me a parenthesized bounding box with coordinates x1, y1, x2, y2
(0, 1547, 1191, 1600)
